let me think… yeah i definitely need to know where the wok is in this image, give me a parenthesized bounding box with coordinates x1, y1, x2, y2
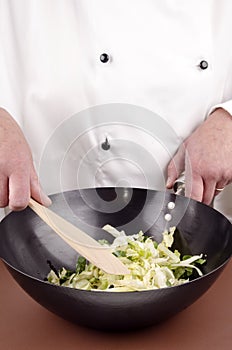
(0, 188, 232, 331)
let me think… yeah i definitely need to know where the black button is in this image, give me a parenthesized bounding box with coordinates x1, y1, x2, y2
(101, 137, 110, 150)
(199, 60, 208, 70)
(100, 53, 110, 63)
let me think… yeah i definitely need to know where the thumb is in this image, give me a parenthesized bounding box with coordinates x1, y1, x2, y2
(166, 143, 185, 189)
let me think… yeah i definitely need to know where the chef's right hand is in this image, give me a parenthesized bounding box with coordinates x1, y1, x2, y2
(0, 108, 51, 211)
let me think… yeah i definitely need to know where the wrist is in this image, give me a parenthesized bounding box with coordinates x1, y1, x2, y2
(209, 107, 232, 123)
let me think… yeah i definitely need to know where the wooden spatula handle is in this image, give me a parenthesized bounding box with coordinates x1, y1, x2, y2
(28, 198, 129, 275)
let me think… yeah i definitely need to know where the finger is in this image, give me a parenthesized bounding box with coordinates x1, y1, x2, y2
(185, 167, 204, 202)
(0, 176, 9, 208)
(214, 181, 228, 196)
(166, 144, 185, 188)
(30, 168, 52, 207)
(202, 179, 217, 205)
(8, 170, 30, 210)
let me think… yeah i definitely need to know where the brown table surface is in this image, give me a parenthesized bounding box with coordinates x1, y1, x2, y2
(0, 259, 232, 350)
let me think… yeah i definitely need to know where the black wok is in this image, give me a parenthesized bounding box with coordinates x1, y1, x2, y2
(0, 188, 231, 331)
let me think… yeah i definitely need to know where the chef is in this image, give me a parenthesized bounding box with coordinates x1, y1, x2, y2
(0, 0, 232, 221)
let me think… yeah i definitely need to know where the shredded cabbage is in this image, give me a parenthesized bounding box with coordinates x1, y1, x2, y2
(47, 225, 206, 292)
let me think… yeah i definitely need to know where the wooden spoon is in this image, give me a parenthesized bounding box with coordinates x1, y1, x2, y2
(28, 198, 129, 275)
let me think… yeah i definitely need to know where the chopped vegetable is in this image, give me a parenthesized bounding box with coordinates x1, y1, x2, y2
(47, 225, 206, 292)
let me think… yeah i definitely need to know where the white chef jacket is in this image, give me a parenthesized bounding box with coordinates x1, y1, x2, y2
(0, 0, 232, 220)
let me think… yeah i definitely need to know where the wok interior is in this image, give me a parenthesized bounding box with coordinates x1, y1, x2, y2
(1, 187, 232, 281)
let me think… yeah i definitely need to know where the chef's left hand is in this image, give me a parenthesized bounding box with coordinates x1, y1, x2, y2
(166, 108, 232, 205)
